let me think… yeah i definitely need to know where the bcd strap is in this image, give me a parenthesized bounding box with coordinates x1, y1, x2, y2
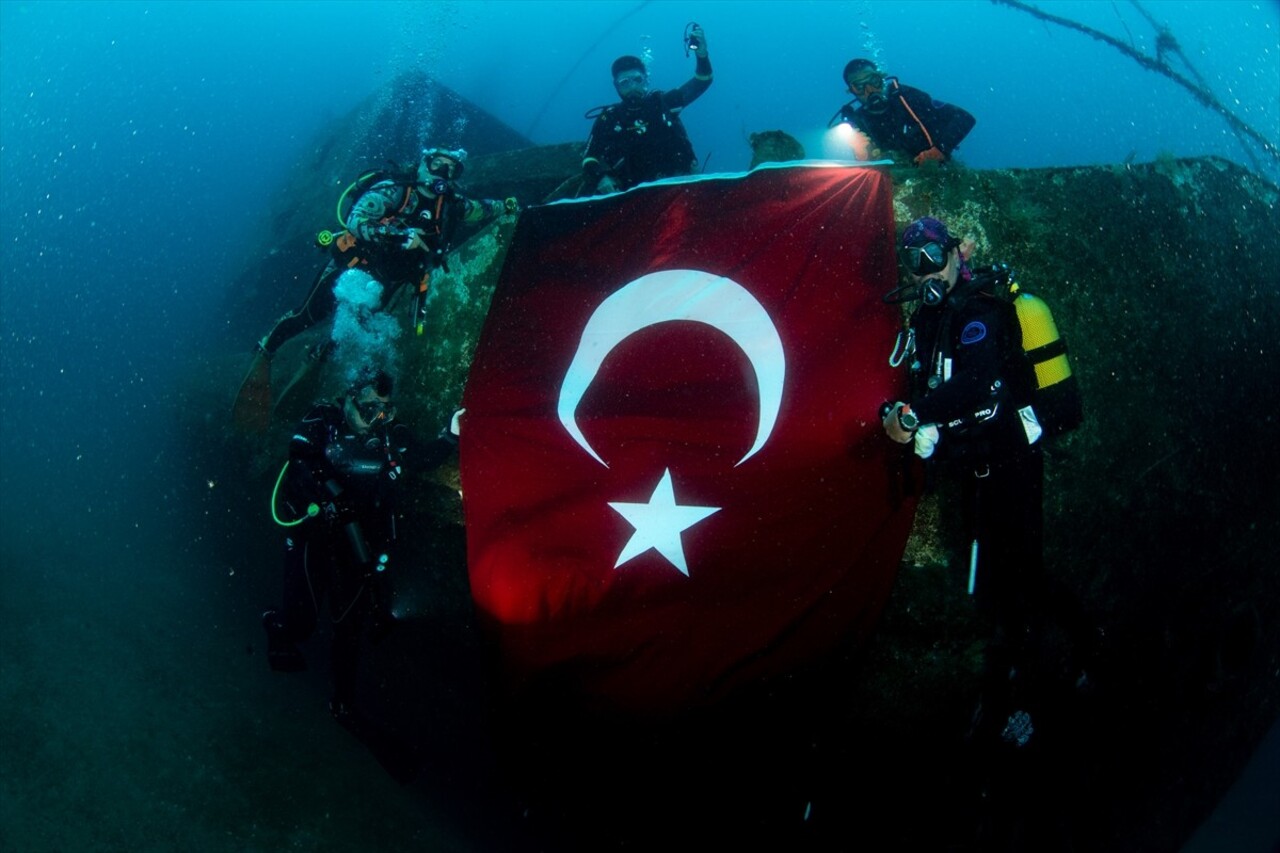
(430, 194, 445, 236)
(395, 184, 414, 217)
(377, 184, 414, 225)
(1025, 336, 1068, 364)
(891, 80, 936, 151)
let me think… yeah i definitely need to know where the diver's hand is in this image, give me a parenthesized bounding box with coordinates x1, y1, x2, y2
(437, 408, 465, 446)
(913, 424, 940, 459)
(849, 129, 880, 162)
(402, 228, 428, 251)
(690, 25, 708, 58)
(914, 146, 946, 165)
(882, 402, 915, 444)
(503, 197, 520, 215)
(597, 174, 618, 194)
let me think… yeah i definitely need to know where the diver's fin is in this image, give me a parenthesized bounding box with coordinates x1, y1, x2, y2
(232, 350, 272, 433)
(273, 342, 330, 420)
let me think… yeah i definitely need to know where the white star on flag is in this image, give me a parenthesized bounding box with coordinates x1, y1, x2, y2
(608, 468, 721, 576)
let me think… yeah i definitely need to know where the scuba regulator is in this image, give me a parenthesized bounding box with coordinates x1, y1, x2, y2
(861, 83, 890, 115)
(921, 278, 948, 306)
(883, 276, 949, 306)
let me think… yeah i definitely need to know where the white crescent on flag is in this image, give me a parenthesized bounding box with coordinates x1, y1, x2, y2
(556, 269, 786, 468)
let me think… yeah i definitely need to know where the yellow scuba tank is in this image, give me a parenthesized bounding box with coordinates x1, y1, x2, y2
(1005, 273, 1083, 438)
(1013, 291, 1072, 391)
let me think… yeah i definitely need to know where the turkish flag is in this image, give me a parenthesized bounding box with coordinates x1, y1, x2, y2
(461, 164, 916, 716)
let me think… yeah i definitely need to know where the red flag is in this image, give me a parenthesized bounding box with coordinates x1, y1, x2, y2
(461, 164, 916, 716)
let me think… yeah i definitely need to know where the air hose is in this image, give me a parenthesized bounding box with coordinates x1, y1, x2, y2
(271, 461, 319, 527)
(334, 180, 358, 230)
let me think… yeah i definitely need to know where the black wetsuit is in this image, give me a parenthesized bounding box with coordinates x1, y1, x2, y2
(841, 80, 975, 162)
(262, 401, 461, 782)
(582, 55, 713, 193)
(266, 402, 408, 706)
(906, 268, 1047, 721)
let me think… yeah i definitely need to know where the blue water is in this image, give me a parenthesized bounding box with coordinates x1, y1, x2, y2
(3, 0, 1276, 492)
(1, 1, 1278, 850)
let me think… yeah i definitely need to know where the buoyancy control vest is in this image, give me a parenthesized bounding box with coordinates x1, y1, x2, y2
(591, 92, 697, 187)
(902, 264, 1081, 456)
(318, 166, 461, 290)
(318, 164, 420, 247)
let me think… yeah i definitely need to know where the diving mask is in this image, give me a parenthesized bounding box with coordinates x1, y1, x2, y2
(846, 73, 884, 97)
(347, 392, 396, 431)
(848, 74, 889, 114)
(899, 241, 949, 276)
(615, 71, 648, 99)
(427, 156, 459, 180)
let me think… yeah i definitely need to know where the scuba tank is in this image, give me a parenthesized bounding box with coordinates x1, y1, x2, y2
(1005, 272, 1083, 438)
(1013, 291, 1072, 391)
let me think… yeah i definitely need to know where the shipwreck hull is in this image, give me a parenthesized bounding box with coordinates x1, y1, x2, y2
(202, 74, 1280, 848)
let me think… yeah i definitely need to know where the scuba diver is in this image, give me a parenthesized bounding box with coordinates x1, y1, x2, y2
(580, 24, 713, 195)
(882, 217, 1071, 747)
(883, 217, 1044, 735)
(833, 59, 975, 165)
(881, 217, 1095, 839)
(233, 147, 519, 431)
(261, 368, 461, 779)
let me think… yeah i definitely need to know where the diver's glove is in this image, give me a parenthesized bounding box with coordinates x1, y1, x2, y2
(372, 223, 410, 245)
(504, 197, 520, 215)
(689, 24, 708, 58)
(913, 424, 940, 459)
(436, 408, 465, 447)
(913, 146, 946, 165)
(401, 228, 428, 251)
(1001, 709, 1035, 748)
